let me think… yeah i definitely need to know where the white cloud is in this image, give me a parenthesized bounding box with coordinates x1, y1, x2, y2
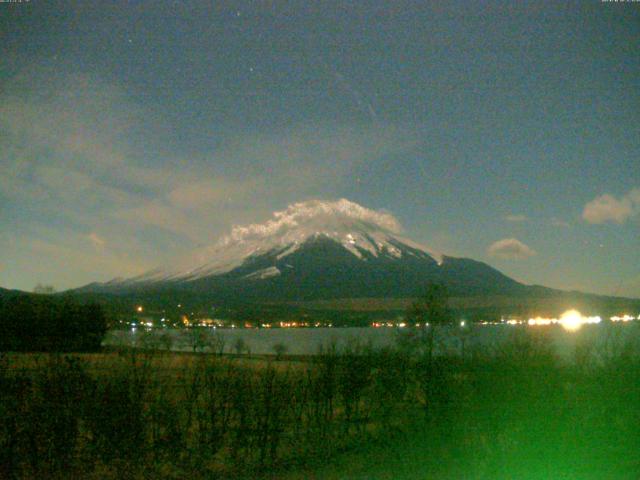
(582, 188, 640, 224)
(224, 198, 402, 244)
(487, 238, 537, 260)
(505, 214, 527, 223)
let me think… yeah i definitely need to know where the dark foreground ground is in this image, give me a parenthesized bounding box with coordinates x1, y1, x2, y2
(1, 327, 639, 479)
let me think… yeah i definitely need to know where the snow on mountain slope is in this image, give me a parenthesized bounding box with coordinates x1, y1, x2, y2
(128, 199, 441, 284)
(243, 266, 281, 280)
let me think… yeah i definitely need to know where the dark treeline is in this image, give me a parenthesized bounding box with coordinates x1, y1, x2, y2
(0, 295, 107, 352)
(1, 328, 639, 479)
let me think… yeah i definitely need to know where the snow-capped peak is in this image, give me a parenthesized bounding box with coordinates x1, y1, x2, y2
(130, 199, 441, 283)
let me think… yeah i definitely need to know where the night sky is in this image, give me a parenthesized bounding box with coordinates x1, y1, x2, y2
(1, 1, 639, 297)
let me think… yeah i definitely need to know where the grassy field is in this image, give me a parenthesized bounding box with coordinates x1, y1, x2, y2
(1, 328, 640, 479)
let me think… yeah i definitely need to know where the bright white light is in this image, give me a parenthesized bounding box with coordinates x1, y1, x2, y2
(521, 311, 601, 330)
(560, 310, 583, 331)
(460, 320, 466, 327)
(558, 310, 600, 331)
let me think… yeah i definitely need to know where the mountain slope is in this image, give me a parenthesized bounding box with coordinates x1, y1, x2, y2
(78, 199, 531, 301)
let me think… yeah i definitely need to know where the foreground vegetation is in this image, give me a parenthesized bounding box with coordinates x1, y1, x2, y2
(0, 295, 106, 352)
(1, 327, 639, 479)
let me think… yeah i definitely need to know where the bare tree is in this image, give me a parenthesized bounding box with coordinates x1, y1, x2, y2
(233, 337, 247, 356)
(189, 328, 211, 353)
(159, 332, 173, 352)
(210, 331, 226, 356)
(272, 342, 288, 361)
(406, 283, 453, 361)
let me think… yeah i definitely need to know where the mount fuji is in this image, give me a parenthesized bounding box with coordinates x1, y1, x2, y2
(80, 199, 532, 301)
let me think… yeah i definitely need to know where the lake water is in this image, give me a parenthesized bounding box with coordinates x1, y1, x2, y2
(103, 322, 640, 360)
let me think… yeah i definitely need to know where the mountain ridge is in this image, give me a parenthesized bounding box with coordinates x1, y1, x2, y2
(71, 199, 639, 314)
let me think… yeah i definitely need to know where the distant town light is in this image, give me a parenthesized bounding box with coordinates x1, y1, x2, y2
(611, 314, 635, 322)
(136, 306, 143, 313)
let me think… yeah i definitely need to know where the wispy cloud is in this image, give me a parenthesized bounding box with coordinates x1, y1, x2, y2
(505, 214, 527, 223)
(487, 238, 537, 260)
(582, 188, 640, 224)
(550, 218, 570, 228)
(30, 237, 150, 282)
(167, 178, 260, 211)
(86, 232, 106, 251)
(614, 274, 640, 299)
(1, 67, 418, 287)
